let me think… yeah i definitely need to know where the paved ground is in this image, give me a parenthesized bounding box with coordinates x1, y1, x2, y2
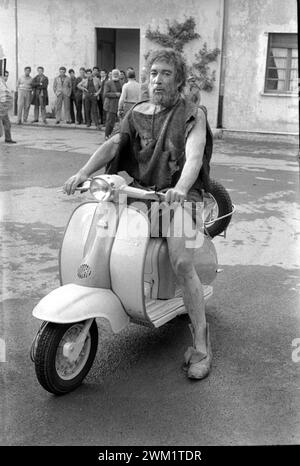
(0, 124, 299, 445)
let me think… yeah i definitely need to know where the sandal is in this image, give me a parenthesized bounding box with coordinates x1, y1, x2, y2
(183, 323, 212, 380)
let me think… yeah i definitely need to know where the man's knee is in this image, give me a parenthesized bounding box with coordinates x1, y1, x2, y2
(171, 254, 194, 278)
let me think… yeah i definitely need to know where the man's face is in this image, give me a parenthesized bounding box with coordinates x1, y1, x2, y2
(59, 69, 66, 77)
(69, 71, 75, 78)
(100, 71, 106, 80)
(112, 71, 120, 81)
(80, 69, 85, 78)
(4, 72, 9, 82)
(37, 68, 43, 75)
(25, 69, 31, 77)
(149, 60, 179, 107)
(86, 71, 92, 79)
(92, 68, 99, 77)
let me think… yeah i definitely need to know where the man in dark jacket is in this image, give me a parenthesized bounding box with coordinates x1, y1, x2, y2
(74, 67, 86, 124)
(98, 69, 108, 125)
(68, 69, 77, 124)
(103, 69, 122, 139)
(31, 66, 49, 124)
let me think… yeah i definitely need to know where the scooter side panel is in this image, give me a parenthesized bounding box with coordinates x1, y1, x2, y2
(59, 202, 98, 285)
(32, 284, 130, 333)
(110, 206, 150, 322)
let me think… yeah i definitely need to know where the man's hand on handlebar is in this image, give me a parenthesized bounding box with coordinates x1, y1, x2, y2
(165, 187, 187, 203)
(63, 170, 89, 195)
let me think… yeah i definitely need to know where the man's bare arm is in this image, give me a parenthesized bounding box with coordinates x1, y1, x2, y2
(166, 108, 206, 202)
(63, 134, 120, 194)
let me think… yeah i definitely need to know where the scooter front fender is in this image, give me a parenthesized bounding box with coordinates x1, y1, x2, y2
(32, 284, 130, 333)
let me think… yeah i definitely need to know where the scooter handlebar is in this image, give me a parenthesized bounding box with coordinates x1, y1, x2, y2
(118, 185, 166, 201)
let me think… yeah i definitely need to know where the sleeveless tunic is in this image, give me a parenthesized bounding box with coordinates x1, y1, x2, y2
(106, 97, 213, 196)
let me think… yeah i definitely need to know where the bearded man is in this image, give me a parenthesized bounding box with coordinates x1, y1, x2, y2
(64, 49, 213, 380)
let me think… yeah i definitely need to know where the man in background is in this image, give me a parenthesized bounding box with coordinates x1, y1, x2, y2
(119, 70, 127, 88)
(0, 70, 16, 143)
(92, 66, 100, 79)
(118, 69, 140, 118)
(68, 69, 77, 124)
(53, 66, 72, 124)
(74, 67, 86, 124)
(78, 68, 100, 129)
(103, 68, 122, 139)
(17, 66, 32, 124)
(31, 66, 49, 124)
(98, 69, 108, 126)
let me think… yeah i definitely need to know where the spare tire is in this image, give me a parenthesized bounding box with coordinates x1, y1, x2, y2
(203, 178, 233, 238)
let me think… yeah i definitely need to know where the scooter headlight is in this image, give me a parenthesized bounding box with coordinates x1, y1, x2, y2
(90, 177, 112, 201)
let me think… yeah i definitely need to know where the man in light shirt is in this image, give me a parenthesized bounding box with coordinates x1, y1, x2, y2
(17, 66, 32, 124)
(53, 66, 72, 124)
(118, 69, 140, 119)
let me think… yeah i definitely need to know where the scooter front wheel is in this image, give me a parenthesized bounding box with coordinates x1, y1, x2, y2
(34, 320, 98, 395)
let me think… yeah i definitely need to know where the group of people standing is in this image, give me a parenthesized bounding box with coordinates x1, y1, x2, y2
(16, 65, 145, 140)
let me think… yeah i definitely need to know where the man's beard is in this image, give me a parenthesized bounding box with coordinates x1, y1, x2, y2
(150, 87, 179, 108)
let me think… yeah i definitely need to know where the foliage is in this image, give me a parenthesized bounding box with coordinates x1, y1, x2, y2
(145, 16, 220, 92)
(191, 43, 220, 91)
(145, 17, 199, 53)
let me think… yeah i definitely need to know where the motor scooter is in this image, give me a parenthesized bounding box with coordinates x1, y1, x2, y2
(31, 174, 233, 395)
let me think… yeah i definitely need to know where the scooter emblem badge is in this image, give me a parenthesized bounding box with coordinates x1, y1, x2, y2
(77, 263, 92, 279)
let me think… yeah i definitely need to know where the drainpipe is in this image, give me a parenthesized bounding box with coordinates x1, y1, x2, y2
(217, 0, 228, 128)
(14, 0, 19, 115)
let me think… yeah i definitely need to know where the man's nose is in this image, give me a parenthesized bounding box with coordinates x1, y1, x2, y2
(153, 72, 162, 84)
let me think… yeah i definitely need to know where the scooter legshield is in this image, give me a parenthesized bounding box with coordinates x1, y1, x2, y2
(32, 283, 130, 333)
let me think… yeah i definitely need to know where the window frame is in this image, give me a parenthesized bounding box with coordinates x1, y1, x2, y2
(264, 33, 298, 94)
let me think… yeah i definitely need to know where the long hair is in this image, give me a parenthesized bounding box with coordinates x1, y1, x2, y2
(146, 48, 187, 92)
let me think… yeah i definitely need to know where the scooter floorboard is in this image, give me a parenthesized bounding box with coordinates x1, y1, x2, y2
(146, 285, 213, 327)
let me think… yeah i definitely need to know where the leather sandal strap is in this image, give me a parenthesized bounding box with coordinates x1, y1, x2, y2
(184, 346, 207, 365)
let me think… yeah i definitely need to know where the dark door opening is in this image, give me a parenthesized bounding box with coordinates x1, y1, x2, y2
(96, 28, 116, 72)
(96, 28, 140, 78)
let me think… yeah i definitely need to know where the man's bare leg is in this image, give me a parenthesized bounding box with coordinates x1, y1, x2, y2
(166, 204, 207, 354)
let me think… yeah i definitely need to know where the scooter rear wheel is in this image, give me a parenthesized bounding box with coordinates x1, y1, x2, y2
(204, 179, 233, 238)
(34, 320, 98, 395)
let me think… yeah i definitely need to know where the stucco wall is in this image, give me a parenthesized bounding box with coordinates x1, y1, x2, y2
(0, 0, 223, 126)
(0, 0, 16, 77)
(222, 0, 298, 133)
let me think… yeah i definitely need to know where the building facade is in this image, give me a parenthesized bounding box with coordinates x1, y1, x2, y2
(222, 0, 298, 134)
(0, 0, 298, 133)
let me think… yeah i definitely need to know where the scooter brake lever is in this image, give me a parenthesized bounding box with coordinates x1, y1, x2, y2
(75, 180, 91, 192)
(57, 179, 92, 193)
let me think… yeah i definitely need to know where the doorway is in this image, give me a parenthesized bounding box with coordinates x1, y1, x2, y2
(96, 28, 140, 78)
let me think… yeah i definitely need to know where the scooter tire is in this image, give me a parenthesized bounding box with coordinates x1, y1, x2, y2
(34, 320, 98, 395)
(204, 179, 233, 238)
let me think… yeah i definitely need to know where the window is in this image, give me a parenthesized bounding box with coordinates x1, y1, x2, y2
(264, 33, 298, 93)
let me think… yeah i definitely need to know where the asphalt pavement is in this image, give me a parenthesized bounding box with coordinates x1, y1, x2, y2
(0, 124, 299, 445)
